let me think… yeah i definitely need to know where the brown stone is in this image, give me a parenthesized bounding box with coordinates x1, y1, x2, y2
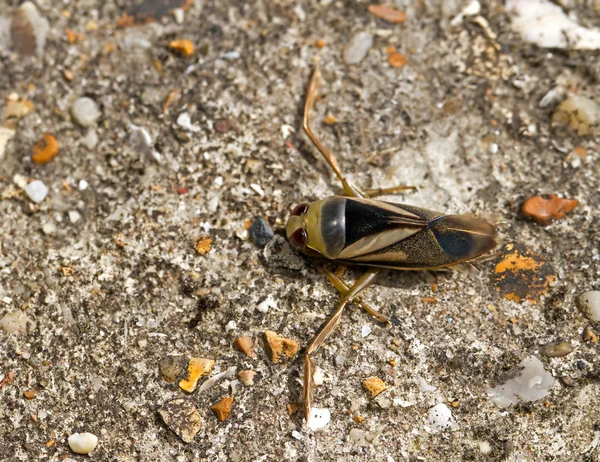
(237, 370, 257, 386)
(211, 397, 233, 422)
(521, 194, 578, 226)
(264, 330, 298, 363)
(158, 355, 187, 383)
(159, 399, 201, 443)
(362, 376, 388, 398)
(233, 336, 256, 358)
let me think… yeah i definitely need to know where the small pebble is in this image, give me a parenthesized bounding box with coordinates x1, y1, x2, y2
(362, 376, 387, 398)
(233, 336, 256, 358)
(71, 97, 101, 127)
(23, 389, 36, 399)
(31, 133, 59, 164)
(11, 2, 49, 56)
(211, 396, 233, 422)
(349, 428, 367, 444)
(313, 366, 325, 386)
(178, 358, 215, 393)
(0, 310, 35, 334)
(193, 236, 212, 256)
(238, 370, 257, 386)
(177, 112, 201, 132)
(361, 325, 372, 338)
(334, 354, 346, 367)
(130, 124, 161, 162)
(68, 210, 82, 224)
(79, 179, 89, 191)
(158, 355, 187, 383)
(264, 330, 298, 363)
(235, 226, 249, 240)
(82, 130, 98, 150)
(367, 4, 406, 23)
(373, 394, 391, 409)
(214, 118, 235, 133)
(225, 320, 237, 332)
(428, 403, 456, 432)
(249, 217, 274, 246)
(168, 39, 194, 57)
(478, 440, 492, 455)
(306, 408, 330, 430)
(521, 194, 578, 225)
(24, 180, 48, 203)
(257, 295, 276, 313)
(552, 95, 600, 136)
(344, 32, 373, 65)
(577, 291, 600, 322)
(583, 327, 598, 343)
(42, 221, 56, 235)
(172, 8, 185, 24)
(291, 430, 303, 440)
(199, 366, 236, 393)
(159, 399, 201, 443)
(67, 432, 98, 454)
(541, 341, 573, 358)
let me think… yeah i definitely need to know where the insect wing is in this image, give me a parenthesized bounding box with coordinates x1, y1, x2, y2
(340, 199, 496, 269)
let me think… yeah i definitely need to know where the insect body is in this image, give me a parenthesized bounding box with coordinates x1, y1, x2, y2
(290, 68, 497, 428)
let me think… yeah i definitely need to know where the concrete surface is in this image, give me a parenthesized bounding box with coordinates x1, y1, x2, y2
(0, 0, 599, 461)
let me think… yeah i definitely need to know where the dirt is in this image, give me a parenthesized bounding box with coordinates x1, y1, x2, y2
(0, 1, 599, 461)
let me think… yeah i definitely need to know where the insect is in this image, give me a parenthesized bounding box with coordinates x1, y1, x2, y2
(287, 67, 497, 427)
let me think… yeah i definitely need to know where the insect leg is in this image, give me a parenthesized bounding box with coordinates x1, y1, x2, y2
(323, 267, 389, 323)
(304, 269, 380, 426)
(361, 185, 418, 198)
(303, 67, 365, 198)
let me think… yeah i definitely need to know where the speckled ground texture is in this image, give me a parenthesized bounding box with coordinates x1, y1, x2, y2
(1, 0, 599, 461)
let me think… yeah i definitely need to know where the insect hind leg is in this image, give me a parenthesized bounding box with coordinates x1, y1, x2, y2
(322, 266, 388, 323)
(304, 269, 380, 427)
(303, 67, 365, 198)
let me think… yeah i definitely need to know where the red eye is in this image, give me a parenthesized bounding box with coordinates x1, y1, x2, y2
(289, 228, 308, 249)
(291, 203, 308, 216)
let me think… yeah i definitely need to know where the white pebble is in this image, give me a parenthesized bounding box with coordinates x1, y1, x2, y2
(416, 374, 437, 393)
(577, 291, 600, 322)
(67, 432, 98, 454)
(361, 325, 372, 338)
(306, 407, 330, 430)
(71, 97, 101, 127)
(68, 210, 82, 224)
(13, 173, 28, 188)
(177, 112, 201, 132)
(235, 226, 249, 240)
(130, 124, 161, 163)
(257, 295, 277, 313)
(427, 403, 456, 432)
(478, 440, 492, 454)
(42, 221, 56, 235)
(24, 180, 48, 203)
(82, 129, 98, 150)
(225, 320, 237, 332)
(344, 32, 373, 65)
(78, 179, 89, 191)
(313, 366, 325, 386)
(291, 430, 303, 440)
(487, 356, 554, 408)
(172, 8, 185, 24)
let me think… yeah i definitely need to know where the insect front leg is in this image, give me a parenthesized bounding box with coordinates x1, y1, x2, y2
(361, 185, 418, 198)
(303, 67, 365, 198)
(304, 269, 380, 426)
(323, 266, 389, 323)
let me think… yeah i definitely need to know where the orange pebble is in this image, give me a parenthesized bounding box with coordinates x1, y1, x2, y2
(367, 5, 406, 24)
(32, 134, 59, 165)
(168, 39, 194, 57)
(388, 52, 407, 68)
(521, 194, 578, 225)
